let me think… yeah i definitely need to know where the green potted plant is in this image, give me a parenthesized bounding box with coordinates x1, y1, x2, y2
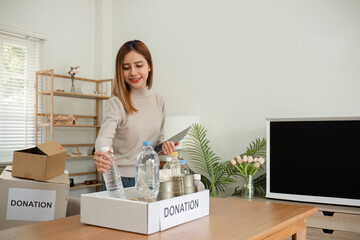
(183, 123, 266, 197)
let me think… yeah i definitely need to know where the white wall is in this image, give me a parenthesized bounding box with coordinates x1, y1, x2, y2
(1, 0, 360, 197)
(112, 0, 360, 156)
(112, 0, 360, 195)
(0, 0, 98, 198)
(0, 0, 96, 76)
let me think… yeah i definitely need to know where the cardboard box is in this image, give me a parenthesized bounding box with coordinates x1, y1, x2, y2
(0, 166, 69, 230)
(81, 188, 209, 235)
(12, 141, 66, 181)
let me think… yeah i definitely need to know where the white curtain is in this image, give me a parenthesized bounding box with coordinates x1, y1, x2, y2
(0, 30, 43, 164)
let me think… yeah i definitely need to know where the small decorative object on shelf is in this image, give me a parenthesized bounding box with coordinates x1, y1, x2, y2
(81, 83, 95, 95)
(85, 180, 98, 185)
(230, 155, 265, 199)
(66, 64, 80, 93)
(72, 146, 82, 156)
(69, 178, 75, 187)
(49, 114, 77, 125)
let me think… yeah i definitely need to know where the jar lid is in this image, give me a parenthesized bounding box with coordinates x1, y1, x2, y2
(170, 152, 178, 157)
(194, 173, 201, 180)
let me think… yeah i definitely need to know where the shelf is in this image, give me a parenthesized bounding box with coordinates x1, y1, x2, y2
(70, 183, 103, 190)
(54, 124, 101, 128)
(37, 113, 97, 119)
(66, 155, 94, 159)
(69, 171, 97, 177)
(37, 91, 110, 100)
(62, 144, 94, 147)
(37, 123, 100, 128)
(37, 71, 112, 83)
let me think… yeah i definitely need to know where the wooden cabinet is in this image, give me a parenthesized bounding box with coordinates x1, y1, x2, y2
(305, 202, 360, 240)
(232, 196, 360, 240)
(35, 69, 112, 190)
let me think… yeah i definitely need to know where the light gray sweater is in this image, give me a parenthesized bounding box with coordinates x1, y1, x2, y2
(95, 87, 165, 177)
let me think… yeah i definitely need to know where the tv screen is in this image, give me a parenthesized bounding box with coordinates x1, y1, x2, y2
(266, 117, 360, 207)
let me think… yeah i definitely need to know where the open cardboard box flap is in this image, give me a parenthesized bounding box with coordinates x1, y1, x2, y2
(37, 142, 66, 156)
(12, 141, 67, 181)
(17, 142, 66, 156)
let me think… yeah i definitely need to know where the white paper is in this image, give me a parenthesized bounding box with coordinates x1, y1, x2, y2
(6, 188, 56, 221)
(159, 193, 202, 231)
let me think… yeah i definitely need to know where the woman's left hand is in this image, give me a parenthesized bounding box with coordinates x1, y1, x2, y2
(161, 141, 180, 155)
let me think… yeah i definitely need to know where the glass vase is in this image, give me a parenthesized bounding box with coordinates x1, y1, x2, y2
(70, 75, 75, 93)
(242, 175, 254, 199)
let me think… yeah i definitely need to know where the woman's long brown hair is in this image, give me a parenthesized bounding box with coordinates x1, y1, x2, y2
(112, 40, 153, 114)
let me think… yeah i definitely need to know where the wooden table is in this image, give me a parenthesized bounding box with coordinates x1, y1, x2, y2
(0, 197, 317, 240)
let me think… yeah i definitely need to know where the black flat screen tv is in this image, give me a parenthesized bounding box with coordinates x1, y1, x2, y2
(266, 117, 360, 207)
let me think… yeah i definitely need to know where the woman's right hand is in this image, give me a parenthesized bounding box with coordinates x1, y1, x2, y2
(93, 147, 113, 173)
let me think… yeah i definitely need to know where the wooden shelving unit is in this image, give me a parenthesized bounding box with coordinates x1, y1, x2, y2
(35, 69, 112, 191)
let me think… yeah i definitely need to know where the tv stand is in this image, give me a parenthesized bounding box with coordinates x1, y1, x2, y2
(302, 201, 360, 240)
(233, 196, 360, 239)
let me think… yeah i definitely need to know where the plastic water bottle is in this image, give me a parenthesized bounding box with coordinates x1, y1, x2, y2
(100, 147, 126, 198)
(163, 152, 184, 197)
(180, 160, 190, 175)
(160, 157, 172, 182)
(163, 152, 181, 177)
(162, 156, 172, 169)
(194, 174, 206, 192)
(135, 141, 160, 202)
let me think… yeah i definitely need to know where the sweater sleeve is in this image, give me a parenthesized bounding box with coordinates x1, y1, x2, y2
(95, 97, 125, 151)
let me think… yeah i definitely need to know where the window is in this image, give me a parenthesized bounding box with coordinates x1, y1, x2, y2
(0, 30, 44, 164)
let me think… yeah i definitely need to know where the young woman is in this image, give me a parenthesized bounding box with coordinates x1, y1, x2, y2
(93, 40, 177, 188)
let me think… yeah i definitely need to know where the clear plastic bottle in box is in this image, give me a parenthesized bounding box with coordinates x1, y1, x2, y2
(100, 146, 126, 198)
(194, 173, 206, 192)
(163, 152, 181, 176)
(135, 141, 160, 202)
(160, 157, 172, 182)
(163, 152, 184, 197)
(180, 160, 190, 175)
